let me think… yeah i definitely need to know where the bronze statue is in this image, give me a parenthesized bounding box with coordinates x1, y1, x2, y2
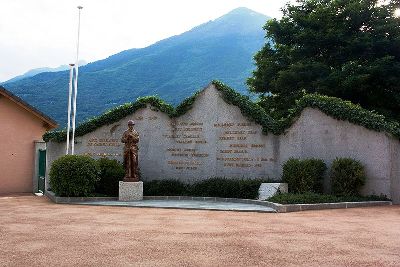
(121, 120, 140, 182)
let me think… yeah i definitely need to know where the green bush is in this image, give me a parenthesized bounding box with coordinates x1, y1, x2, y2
(189, 178, 267, 199)
(267, 193, 389, 204)
(143, 178, 268, 199)
(49, 155, 100, 197)
(282, 158, 326, 193)
(144, 180, 188, 196)
(96, 158, 125, 196)
(330, 158, 366, 196)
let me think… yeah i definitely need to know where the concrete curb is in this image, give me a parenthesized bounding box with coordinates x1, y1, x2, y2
(272, 201, 392, 212)
(45, 191, 117, 203)
(45, 191, 392, 213)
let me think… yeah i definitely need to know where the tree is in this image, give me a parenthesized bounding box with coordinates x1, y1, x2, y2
(248, 0, 400, 120)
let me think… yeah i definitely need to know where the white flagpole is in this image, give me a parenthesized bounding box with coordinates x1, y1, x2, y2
(71, 6, 83, 155)
(66, 63, 75, 155)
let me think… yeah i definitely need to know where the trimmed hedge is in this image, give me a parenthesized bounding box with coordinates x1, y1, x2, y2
(43, 81, 400, 142)
(96, 158, 125, 196)
(49, 155, 100, 197)
(190, 178, 267, 199)
(330, 158, 366, 196)
(282, 158, 326, 193)
(143, 180, 188, 196)
(143, 178, 268, 199)
(267, 192, 389, 204)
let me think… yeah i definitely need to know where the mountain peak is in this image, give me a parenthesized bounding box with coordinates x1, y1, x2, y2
(216, 7, 269, 22)
(180, 7, 269, 40)
(226, 7, 265, 16)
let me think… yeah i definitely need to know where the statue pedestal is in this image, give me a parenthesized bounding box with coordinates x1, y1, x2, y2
(119, 181, 143, 201)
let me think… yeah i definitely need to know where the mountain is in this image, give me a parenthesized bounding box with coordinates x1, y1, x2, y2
(3, 60, 87, 84)
(2, 7, 269, 126)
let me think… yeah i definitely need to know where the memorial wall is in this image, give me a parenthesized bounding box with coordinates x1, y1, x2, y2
(46, 84, 400, 203)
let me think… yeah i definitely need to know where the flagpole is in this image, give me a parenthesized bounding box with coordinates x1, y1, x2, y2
(71, 6, 83, 155)
(66, 63, 75, 154)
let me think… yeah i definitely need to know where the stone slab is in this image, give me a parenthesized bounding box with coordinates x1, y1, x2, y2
(258, 183, 288, 200)
(119, 181, 143, 201)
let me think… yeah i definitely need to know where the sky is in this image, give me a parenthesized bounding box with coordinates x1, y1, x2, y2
(0, 0, 292, 82)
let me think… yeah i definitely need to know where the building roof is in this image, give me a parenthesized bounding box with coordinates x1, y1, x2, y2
(0, 86, 58, 129)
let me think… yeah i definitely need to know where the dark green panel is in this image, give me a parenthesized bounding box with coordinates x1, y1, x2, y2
(38, 149, 46, 193)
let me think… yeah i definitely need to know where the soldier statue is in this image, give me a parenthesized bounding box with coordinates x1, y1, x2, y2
(121, 120, 140, 182)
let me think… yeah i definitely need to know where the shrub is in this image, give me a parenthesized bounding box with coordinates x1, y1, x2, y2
(49, 155, 100, 197)
(144, 180, 188, 196)
(143, 178, 269, 199)
(281, 158, 326, 193)
(330, 158, 366, 196)
(189, 177, 267, 199)
(96, 158, 125, 196)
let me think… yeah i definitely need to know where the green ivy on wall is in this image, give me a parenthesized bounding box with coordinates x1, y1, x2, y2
(212, 80, 278, 134)
(43, 91, 202, 142)
(43, 80, 400, 142)
(281, 94, 400, 138)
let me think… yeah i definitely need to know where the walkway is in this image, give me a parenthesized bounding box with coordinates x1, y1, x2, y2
(77, 199, 276, 212)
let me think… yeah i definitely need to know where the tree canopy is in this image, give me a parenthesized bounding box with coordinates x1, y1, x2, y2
(248, 0, 400, 120)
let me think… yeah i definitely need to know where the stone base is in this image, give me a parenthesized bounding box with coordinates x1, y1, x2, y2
(119, 181, 143, 201)
(258, 183, 288, 200)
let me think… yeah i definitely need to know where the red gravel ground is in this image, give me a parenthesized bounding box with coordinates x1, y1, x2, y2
(1, 195, 399, 267)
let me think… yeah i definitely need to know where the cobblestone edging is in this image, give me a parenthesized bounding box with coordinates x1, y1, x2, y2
(45, 191, 392, 213)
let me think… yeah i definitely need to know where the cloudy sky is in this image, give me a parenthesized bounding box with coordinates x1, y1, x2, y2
(0, 0, 291, 82)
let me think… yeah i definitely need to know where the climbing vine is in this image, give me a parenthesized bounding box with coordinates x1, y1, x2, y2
(44, 81, 400, 142)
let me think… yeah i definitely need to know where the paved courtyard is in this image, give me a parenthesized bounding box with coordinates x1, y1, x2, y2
(1, 195, 399, 267)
